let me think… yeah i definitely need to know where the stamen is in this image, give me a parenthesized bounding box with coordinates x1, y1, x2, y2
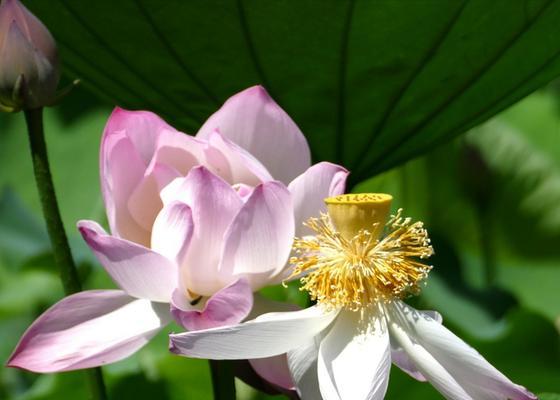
(288, 193, 434, 311)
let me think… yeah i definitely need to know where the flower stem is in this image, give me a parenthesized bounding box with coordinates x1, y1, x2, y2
(24, 108, 108, 400)
(209, 360, 236, 400)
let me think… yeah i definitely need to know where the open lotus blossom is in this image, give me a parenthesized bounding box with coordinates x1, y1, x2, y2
(7, 86, 348, 377)
(169, 193, 536, 400)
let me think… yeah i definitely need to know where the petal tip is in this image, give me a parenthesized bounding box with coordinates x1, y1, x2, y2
(168, 335, 181, 354)
(245, 85, 270, 99)
(77, 221, 97, 239)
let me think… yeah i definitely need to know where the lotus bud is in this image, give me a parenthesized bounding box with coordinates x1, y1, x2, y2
(0, 0, 59, 112)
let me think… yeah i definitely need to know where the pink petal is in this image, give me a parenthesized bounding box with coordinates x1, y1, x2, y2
(219, 181, 294, 289)
(151, 201, 193, 266)
(101, 131, 148, 245)
(102, 108, 176, 165)
(154, 132, 206, 175)
(7, 290, 170, 372)
(171, 278, 253, 331)
(78, 220, 177, 303)
(207, 130, 273, 185)
(162, 166, 243, 296)
(126, 159, 181, 236)
(288, 162, 349, 236)
(249, 354, 295, 391)
(197, 86, 311, 184)
(101, 108, 203, 244)
(233, 183, 254, 202)
(0, 0, 57, 63)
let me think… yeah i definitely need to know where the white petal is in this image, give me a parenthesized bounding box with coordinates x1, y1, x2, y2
(390, 310, 441, 382)
(169, 306, 337, 360)
(391, 346, 427, 382)
(317, 309, 391, 400)
(387, 301, 535, 400)
(386, 307, 472, 399)
(288, 337, 323, 400)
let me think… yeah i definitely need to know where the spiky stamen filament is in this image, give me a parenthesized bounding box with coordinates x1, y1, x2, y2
(289, 205, 434, 311)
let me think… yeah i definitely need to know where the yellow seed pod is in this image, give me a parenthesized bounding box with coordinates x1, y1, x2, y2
(324, 193, 393, 241)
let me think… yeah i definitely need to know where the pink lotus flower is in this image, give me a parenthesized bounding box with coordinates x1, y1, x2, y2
(7, 86, 348, 376)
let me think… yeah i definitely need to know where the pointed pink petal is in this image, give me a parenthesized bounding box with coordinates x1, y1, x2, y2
(387, 301, 537, 400)
(233, 183, 254, 202)
(171, 278, 253, 331)
(197, 86, 311, 184)
(219, 181, 294, 289)
(317, 310, 391, 400)
(78, 220, 177, 302)
(102, 108, 176, 165)
(162, 167, 243, 296)
(100, 130, 148, 245)
(169, 306, 337, 359)
(0, 21, 56, 108)
(153, 133, 206, 175)
(101, 108, 202, 244)
(0, 0, 57, 62)
(151, 201, 193, 266)
(288, 162, 349, 236)
(207, 130, 273, 185)
(7, 290, 170, 372)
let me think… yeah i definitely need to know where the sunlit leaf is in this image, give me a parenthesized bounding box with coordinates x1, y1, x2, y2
(22, 0, 560, 182)
(467, 95, 560, 257)
(539, 394, 560, 400)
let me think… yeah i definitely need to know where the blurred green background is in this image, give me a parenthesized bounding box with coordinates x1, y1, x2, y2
(2, 0, 560, 399)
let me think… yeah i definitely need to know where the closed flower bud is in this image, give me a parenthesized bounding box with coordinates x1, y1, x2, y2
(0, 0, 59, 111)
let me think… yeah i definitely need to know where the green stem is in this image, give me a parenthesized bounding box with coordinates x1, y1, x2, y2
(86, 368, 108, 400)
(24, 108, 108, 400)
(209, 360, 236, 400)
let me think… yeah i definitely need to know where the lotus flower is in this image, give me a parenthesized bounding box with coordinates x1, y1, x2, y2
(7, 86, 348, 375)
(169, 194, 536, 400)
(0, 0, 59, 111)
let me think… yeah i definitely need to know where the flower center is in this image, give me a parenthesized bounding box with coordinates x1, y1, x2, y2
(289, 193, 434, 311)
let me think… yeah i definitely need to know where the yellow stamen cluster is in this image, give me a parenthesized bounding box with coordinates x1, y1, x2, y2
(288, 194, 434, 311)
